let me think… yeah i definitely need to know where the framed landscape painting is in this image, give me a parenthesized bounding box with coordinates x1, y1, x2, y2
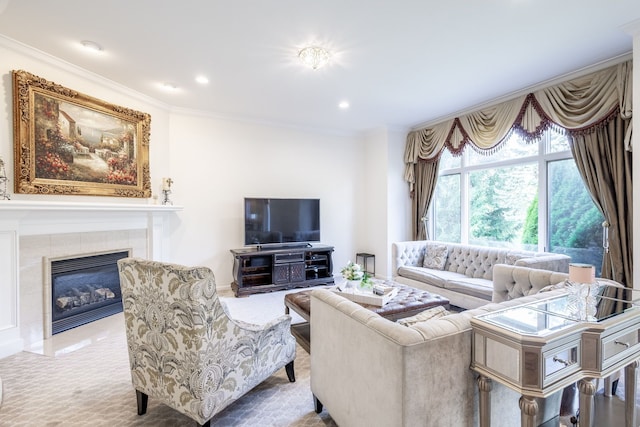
(12, 70, 152, 197)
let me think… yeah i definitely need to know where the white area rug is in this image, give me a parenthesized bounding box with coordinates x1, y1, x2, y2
(219, 288, 310, 325)
(0, 288, 335, 426)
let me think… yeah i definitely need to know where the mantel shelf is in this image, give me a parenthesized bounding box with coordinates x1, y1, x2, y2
(0, 200, 183, 212)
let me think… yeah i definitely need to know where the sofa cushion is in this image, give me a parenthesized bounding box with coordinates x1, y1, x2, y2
(423, 244, 448, 270)
(397, 305, 450, 327)
(444, 277, 493, 300)
(397, 266, 465, 289)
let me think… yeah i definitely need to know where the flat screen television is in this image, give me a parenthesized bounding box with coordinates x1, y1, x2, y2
(244, 198, 320, 247)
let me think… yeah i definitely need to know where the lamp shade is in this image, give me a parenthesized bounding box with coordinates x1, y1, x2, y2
(569, 263, 595, 284)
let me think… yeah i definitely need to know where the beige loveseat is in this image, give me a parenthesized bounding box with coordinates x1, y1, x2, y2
(310, 286, 566, 427)
(492, 263, 570, 303)
(392, 240, 571, 309)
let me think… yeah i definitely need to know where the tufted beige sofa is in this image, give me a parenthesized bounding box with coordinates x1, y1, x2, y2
(392, 240, 571, 309)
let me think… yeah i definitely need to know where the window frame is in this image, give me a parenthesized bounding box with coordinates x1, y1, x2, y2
(432, 131, 574, 253)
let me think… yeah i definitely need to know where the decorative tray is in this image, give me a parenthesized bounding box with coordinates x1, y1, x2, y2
(334, 286, 398, 307)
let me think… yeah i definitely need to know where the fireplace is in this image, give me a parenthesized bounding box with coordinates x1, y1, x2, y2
(0, 201, 179, 358)
(50, 250, 130, 335)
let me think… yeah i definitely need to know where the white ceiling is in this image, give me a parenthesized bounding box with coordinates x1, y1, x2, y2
(1, 0, 639, 135)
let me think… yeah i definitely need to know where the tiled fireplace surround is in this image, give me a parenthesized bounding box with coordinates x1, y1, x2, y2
(22, 230, 144, 348)
(0, 201, 181, 358)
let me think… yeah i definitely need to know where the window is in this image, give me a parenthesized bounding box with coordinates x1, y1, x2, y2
(548, 159, 604, 269)
(433, 174, 461, 242)
(432, 130, 604, 274)
(468, 162, 537, 248)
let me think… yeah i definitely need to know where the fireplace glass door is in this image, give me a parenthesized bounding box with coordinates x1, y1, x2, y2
(51, 250, 129, 334)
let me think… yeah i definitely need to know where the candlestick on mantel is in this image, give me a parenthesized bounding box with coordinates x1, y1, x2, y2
(161, 177, 173, 205)
(162, 177, 173, 191)
(0, 156, 10, 200)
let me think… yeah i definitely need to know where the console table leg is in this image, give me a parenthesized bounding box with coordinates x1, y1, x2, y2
(519, 395, 538, 427)
(625, 360, 638, 427)
(477, 375, 492, 427)
(578, 378, 596, 427)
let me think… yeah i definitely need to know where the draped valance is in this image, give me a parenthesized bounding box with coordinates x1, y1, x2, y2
(404, 60, 633, 193)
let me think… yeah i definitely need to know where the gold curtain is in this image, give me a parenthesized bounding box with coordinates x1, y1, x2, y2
(403, 120, 453, 193)
(404, 60, 633, 284)
(570, 115, 632, 289)
(412, 160, 440, 240)
(405, 61, 632, 185)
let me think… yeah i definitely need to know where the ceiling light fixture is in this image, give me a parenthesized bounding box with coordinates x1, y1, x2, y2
(339, 101, 350, 109)
(195, 75, 209, 84)
(298, 46, 331, 70)
(161, 82, 179, 91)
(80, 40, 103, 53)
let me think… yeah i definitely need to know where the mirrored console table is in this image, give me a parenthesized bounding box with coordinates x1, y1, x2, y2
(471, 293, 640, 427)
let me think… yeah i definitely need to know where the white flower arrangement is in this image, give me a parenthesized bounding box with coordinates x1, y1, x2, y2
(341, 261, 364, 281)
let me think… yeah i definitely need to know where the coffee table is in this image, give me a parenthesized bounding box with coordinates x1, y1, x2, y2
(284, 283, 450, 353)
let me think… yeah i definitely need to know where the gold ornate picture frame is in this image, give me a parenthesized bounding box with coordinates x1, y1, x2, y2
(12, 70, 152, 198)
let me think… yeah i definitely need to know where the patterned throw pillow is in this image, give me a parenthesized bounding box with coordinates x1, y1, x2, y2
(397, 305, 450, 327)
(423, 244, 448, 270)
(505, 251, 526, 265)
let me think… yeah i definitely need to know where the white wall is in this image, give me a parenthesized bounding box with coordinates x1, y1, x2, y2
(0, 37, 373, 293)
(167, 112, 365, 287)
(360, 128, 411, 279)
(386, 130, 412, 273)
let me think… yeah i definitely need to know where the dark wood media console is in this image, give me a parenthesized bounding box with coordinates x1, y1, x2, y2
(230, 244, 334, 297)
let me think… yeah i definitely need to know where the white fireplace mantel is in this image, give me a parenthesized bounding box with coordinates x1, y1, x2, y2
(0, 199, 182, 235)
(0, 199, 181, 218)
(0, 200, 183, 359)
(0, 199, 183, 211)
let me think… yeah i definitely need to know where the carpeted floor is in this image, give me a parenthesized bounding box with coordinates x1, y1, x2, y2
(1, 287, 638, 426)
(0, 288, 336, 427)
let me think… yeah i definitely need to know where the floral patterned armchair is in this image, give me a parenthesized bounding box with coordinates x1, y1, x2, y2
(117, 258, 296, 426)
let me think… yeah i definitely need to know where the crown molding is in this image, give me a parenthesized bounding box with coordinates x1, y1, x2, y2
(0, 34, 171, 112)
(622, 18, 640, 36)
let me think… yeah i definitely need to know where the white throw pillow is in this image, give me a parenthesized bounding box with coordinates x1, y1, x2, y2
(505, 251, 526, 265)
(397, 305, 450, 327)
(423, 244, 448, 270)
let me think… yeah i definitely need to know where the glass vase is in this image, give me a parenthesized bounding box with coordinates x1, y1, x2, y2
(344, 279, 361, 293)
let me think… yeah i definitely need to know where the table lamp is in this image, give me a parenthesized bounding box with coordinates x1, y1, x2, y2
(566, 263, 599, 321)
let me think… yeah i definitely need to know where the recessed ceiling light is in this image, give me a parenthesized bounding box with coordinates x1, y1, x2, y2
(195, 75, 209, 84)
(339, 101, 350, 109)
(160, 82, 179, 91)
(79, 40, 103, 53)
(298, 46, 331, 70)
